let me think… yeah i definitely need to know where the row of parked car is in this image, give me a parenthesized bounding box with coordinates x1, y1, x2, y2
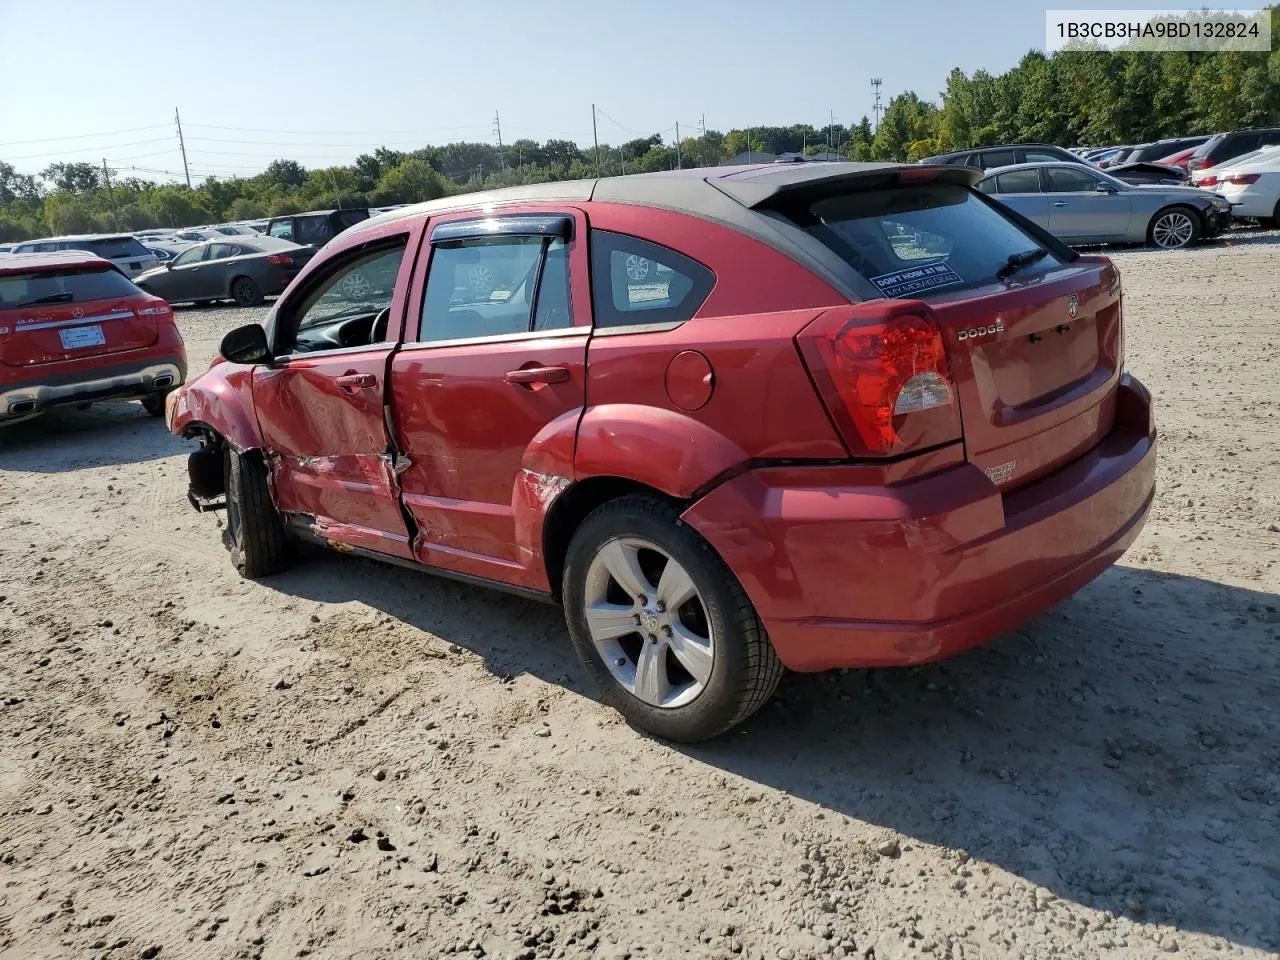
(921, 127, 1280, 248)
(0, 204, 413, 307)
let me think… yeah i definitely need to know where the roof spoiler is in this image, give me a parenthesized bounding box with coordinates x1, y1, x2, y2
(709, 163, 982, 209)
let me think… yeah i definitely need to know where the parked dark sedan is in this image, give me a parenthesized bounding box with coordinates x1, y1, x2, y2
(134, 236, 315, 307)
(1106, 162, 1188, 186)
(918, 143, 1087, 169)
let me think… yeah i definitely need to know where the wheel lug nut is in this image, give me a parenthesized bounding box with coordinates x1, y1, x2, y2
(614, 657, 627, 667)
(632, 614, 642, 625)
(662, 625, 672, 637)
(648, 634, 658, 644)
(655, 601, 666, 613)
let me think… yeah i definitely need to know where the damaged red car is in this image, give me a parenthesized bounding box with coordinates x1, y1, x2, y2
(168, 163, 1156, 742)
(2, 251, 185, 424)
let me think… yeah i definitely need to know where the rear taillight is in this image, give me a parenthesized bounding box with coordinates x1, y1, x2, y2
(1227, 173, 1261, 185)
(266, 254, 293, 265)
(136, 298, 172, 318)
(1195, 175, 1218, 187)
(797, 303, 962, 457)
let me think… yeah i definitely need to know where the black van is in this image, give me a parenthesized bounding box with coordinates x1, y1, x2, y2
(264, 208, 369, 249)
(1187, 128, 1280, 172)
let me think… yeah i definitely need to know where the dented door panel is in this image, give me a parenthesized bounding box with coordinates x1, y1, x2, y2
(253, 350, 412, 558)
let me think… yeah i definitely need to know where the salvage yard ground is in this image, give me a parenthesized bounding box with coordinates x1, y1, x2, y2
(1, 232, 1278, 960)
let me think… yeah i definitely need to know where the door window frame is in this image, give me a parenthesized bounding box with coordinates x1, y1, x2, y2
(267, 221, 425, 363)
(402, 205, 592, 350)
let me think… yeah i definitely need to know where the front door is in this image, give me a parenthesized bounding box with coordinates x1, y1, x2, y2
(252, 233, 418, 558)
(1044, 165, 1133, 241)
(164, 244, 219, 301)
(388, 209, 590, 589)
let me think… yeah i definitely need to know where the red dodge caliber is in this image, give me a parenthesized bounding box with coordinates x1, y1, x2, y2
(1, 251, 185, 424)
(169, 163, 1156, 741)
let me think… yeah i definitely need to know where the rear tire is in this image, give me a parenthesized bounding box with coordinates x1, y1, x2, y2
(231, 276, 263, 307)
(561, 495, 783, 742)
(1147, 205, 1201, 249)
(224, 447, 290, 578)
(140, 394, 166, 417)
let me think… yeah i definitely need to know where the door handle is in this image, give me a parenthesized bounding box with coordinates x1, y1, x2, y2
(336, 373, 376, 390)
(1051, 201, 1070, 207)
(504, 365, 570, 385)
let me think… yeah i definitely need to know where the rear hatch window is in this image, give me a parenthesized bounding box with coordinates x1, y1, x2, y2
(0, 267, 160, 368)
(781, 180, 1122, 493)
(63, 236, 151, 260)
(782, 183, 1066, 300)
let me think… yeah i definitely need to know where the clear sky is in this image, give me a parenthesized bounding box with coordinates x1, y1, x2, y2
(0, 0, 1194, 182)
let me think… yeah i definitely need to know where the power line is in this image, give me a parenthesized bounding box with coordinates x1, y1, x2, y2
(4, 137, 174, 161)
(0, 124, 170, 147)
(185, 122, 489, 136)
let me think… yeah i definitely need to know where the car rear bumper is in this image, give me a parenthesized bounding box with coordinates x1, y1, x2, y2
(682, 374, 1156, 671)
(0, 347, 187, 424)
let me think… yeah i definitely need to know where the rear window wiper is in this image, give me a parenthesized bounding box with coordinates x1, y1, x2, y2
(13, 292, 74, 306)
(996, 248, 1048, 281)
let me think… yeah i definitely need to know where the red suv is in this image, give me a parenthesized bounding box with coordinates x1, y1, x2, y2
(2, 251, 186, 424)
(169, 163, 1156, 742)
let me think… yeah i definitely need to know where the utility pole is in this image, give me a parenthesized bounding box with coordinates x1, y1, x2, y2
(591, 104, 601, 178)
(174, 107, 191, 188)
(101, 158, 118, 229)
(698, 113, 706, 137)
(493, 110, 505, 172)
(871, 78, 884, 132)
(674, 121, 682, 169)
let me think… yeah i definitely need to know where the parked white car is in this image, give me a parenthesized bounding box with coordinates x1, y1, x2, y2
(9, 234, 159, 278)
(1191, 145, 1280, 226)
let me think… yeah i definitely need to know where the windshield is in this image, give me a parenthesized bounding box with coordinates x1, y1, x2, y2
(0, 268, 140, 308)
(781, 184, 1065, 299)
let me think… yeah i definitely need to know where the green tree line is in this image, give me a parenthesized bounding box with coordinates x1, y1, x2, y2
(3, 7, 1278, 242)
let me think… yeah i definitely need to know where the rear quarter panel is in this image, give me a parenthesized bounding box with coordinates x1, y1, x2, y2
(574, 204, 851, 496)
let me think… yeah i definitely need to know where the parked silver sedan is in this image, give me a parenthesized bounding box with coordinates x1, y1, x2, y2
(976, 162, 1231, 249)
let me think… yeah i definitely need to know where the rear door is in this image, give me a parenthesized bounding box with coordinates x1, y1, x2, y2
(986, 169, 1051, 227)
(0, 265, 160, 370)
(251, 224, 422, 557)
(388, 208, 589, 587)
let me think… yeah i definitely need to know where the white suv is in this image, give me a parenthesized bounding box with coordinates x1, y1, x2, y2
(11, 234, 160, 278)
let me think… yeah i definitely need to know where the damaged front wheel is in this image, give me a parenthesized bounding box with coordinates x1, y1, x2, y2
(224, 447, 292, 578)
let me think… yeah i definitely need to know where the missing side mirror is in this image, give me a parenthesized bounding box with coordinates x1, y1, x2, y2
(219, 323, 272, 364)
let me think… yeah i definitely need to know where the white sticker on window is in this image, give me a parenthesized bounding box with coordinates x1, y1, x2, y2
(869, 261, 963, 299)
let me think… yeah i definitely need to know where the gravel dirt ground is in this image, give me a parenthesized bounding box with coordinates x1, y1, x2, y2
(1, 231, 1278, 960)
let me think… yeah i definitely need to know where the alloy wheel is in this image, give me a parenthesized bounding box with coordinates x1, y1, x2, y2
(1152, 211, 1195, 249)
(340, 271, 371, 299)
(582, 536, 715, 709)
(468, 264, 495, 295)
(624, 255, 651, 282)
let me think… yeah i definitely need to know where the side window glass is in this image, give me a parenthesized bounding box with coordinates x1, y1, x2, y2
(1046, 167, 1101, 192)
(589, 231, 714, 328)
(976, 178, 998, 195)
(268, 220, 294, 240)
(207, 243, 235, 261)
(296, 218, 328, 245)
(984, 150, 1016, 168)
(283, 242, 408, 352)
(995, 170, 1043, 194)
(421, 235, 545, 342)
(532, 238, 572, 332)
(1022, 151, 1061, 163)
(171, 246, 205, 267)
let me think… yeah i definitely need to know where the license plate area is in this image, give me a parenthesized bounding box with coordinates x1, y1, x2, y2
(59, 324, 106, 350)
